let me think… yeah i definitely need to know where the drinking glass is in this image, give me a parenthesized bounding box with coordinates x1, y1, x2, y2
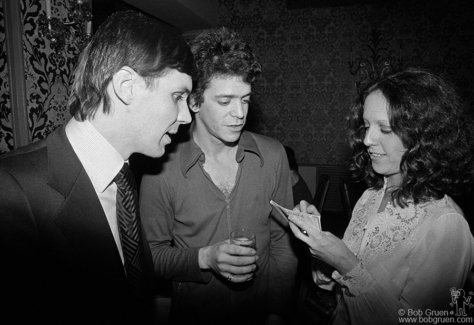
(230, 229, 256, 250)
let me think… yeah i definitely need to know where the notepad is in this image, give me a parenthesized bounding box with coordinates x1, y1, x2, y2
(270, 200, 321, 232)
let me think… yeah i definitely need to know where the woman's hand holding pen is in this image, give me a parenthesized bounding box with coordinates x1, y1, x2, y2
(288, 200, 359, 275)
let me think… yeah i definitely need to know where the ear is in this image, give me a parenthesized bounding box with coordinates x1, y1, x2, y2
(111, 66, 138, 105)
(188, 95, 200, 113)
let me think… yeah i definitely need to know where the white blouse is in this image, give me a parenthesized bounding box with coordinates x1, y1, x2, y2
(324, 181, 474, 324)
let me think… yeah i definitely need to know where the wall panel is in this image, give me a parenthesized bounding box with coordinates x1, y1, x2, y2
(218, 0, 474, 166)
(0, 0, 14, 154)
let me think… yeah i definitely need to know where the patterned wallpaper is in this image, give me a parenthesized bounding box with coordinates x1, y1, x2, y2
(0, 0, 13, 154)
(23, 0, 79, 140)
(218, 0, 474, 165)
(0, 0, 79, 154)
(1, 0, 473, 165)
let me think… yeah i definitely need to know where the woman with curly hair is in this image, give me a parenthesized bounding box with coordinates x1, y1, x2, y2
(288, 68, 474, 324)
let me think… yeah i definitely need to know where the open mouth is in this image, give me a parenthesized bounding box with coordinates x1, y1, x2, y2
(164, 130, 177, 142)
(369, 152, 385, 159)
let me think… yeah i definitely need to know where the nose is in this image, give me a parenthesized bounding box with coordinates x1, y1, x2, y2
(231, 101, 245, 119)
(363, 127, 376, 147)
(177, 101, 192, 124)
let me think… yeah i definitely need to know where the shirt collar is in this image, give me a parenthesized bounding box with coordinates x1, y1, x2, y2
(65, 118, 125, 193)
(180, 128, 264, 177)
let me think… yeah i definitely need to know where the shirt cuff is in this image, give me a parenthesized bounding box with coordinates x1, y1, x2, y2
(331, 261, 375, 296)
(188, 247, 212, 283)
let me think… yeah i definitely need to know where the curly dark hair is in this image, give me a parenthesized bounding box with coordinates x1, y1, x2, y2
(188, 27, 262, 107)
(347, 67, 474, 207)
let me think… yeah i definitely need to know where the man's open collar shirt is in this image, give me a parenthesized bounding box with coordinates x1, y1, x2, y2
(140, 130, 297, 321)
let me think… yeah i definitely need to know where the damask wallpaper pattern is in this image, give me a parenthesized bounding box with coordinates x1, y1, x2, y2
(23, 0, 79, 141)
(0, 0, 13, 154)
(217, 0, 474, 165)
(0, 0, 78, 154)
(1, 0, 472, 165)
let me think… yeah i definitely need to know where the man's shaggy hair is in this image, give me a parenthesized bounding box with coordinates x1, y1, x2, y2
(188, 27, 261, 107)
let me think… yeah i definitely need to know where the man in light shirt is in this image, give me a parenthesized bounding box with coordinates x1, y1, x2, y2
(0, 11, 195, 325)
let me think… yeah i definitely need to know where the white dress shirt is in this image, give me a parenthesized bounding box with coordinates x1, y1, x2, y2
(65, 118, 125, 264)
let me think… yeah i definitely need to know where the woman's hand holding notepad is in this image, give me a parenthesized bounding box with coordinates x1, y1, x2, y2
(270, 200, 321, 234)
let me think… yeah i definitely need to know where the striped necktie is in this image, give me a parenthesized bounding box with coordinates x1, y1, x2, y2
(114, 163, 143, 295)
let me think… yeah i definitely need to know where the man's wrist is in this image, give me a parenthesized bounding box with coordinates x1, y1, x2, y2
(198, 246, 211, 269)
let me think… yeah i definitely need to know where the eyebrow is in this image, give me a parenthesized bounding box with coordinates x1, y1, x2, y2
(214, 92, 252, 99)
(363, 119, 392, 127)
(175, 87, 191, 94)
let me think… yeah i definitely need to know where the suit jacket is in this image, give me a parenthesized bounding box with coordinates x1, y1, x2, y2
(0, 126, 154, 325)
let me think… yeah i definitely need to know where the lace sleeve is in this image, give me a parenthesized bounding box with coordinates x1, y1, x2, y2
(332, 262, 375, 295)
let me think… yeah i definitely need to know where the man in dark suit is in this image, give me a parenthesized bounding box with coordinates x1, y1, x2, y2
(0, 11, 195, 325)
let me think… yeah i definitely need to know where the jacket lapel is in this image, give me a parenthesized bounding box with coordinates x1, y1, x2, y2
(46, 126, 126, 280)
